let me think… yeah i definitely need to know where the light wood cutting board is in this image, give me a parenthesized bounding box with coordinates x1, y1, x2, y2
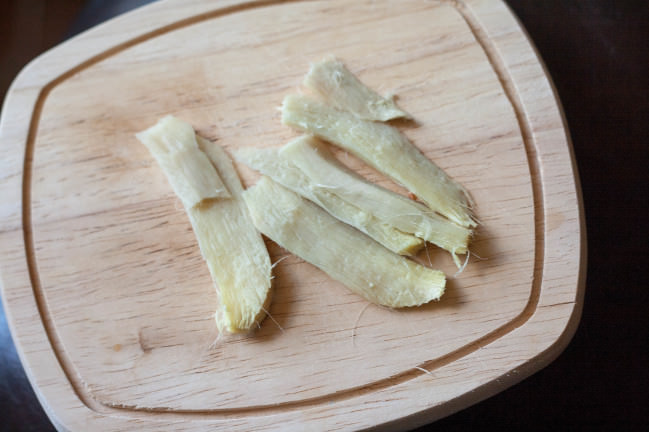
(0, 0, 585, 430)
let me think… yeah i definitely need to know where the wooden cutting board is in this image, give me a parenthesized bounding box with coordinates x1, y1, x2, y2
(0, 0, 585, 430)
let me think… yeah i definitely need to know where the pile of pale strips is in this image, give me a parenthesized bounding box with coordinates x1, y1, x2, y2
(136, 57, 476, 334)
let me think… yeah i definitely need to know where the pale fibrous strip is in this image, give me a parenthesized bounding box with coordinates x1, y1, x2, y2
(281, 94, 476, 228)
(196, 136, 272, 333)
(136, 118, 271, 333)
(235, 135, 470, 260)
(278, 136, 471, 257)
(304, 56, 412, 121)
(242, 177, 445, 308)
(135, 115, 230, 208)
(235, 144, 424, 257)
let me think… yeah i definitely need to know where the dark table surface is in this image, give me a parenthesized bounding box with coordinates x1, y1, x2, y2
(1, 0, 647, 430)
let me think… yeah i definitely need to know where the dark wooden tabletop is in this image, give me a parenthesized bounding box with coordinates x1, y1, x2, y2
(1, 1, 647, 430)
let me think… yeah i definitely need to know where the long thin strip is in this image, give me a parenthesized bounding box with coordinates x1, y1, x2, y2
(243, 177, 445, 307)
(235, 145, 424, 256)
(279, 136, 471, 256)
(304, 56, 412, 121)
(136, 116, 230, 208)
(137, 118, 271, 333)
(196, 137, 272, 333)
(281, 95, 476, 227)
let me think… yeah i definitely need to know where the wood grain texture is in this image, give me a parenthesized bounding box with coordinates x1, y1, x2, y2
(0, 0, 585, 430)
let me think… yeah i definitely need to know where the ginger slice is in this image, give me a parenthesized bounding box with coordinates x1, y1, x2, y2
(279, 137, 471, 258)
(281, 94, 476, 228)
(236, 136, 469, 264)
(196, 137, 272, 333)
(236, 143, 424, 256)
(136, 115, 230, 208)
(243, 177, 445, 308)
(304, 56, 412, 121)
(137, 118, 271, 333)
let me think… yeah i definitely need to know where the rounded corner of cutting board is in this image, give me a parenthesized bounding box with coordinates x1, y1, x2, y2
(0, 0, 585, 430)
